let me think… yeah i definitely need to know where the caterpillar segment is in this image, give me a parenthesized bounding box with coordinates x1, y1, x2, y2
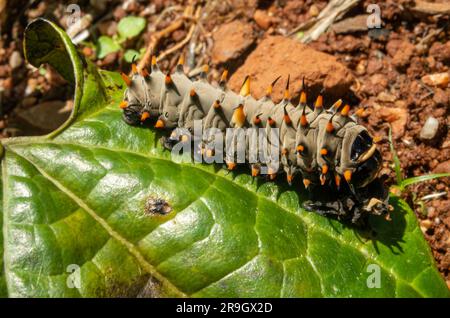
(120, 59, 390, 225)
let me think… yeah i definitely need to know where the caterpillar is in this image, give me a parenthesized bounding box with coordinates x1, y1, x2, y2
(119, 56, 390, 225)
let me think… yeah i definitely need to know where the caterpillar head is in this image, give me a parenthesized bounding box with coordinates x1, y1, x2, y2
(338, 127, 382, 188)
(121, 72, 152, 125)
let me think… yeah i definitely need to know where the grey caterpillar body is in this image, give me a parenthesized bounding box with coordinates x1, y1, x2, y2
(120, 58, 390, 225)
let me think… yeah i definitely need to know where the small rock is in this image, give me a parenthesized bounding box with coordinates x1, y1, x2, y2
(387, 39, 415, 69)
(433, 88, 449, 106)
(376, 105, 408, 138)
(421, 219, 433, 229)
(253, 10, 272, 30)
(16, 100, 72, 131)
(9, 51, 23, 69)
(309, 5, 320, 17)
(211, 20, 255, 65)
(422, 72, 449, 88)
(420, 116, 439, 140)
(377, 91, 396, 103)
(229, 36, 354, 102)
(433, 160, 450, 174)
(97, 20, 117, 37)
(429, 41, 450, 64)
(355, 59, 366, 75)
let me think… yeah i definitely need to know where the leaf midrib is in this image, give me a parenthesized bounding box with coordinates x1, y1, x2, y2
(5, 139, 429, 297)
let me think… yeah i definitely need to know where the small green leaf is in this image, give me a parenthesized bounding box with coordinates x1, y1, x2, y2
(124, 49, 141, 63)
(96, 36, 121, 59)
(389, 126, 403, 186)
(117, 16, 146, 40)
(1, 18, 448, 298)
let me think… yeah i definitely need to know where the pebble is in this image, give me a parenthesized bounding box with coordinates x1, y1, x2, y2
(420, 116, 439, 140)
(9, 51, 23, 69)
(309, 5, 320, 17)
(421, 219, 433, 230)
(21, 97, 37, 108)
(422, 72, 449, 88)
(253, 10, 272, 30)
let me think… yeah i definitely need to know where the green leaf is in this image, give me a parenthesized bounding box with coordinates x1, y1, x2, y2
(117, 16, 146, 40)
(400, 173, 450, 189)
(124, 49, 141, 63)
(1, 18, 448, 298)
(96, 36, 121, 59)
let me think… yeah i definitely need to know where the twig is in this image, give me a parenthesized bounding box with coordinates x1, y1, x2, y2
(288, 0, 361, 43)
(137, 5, 196, 71)
(156, 7, 201, 63)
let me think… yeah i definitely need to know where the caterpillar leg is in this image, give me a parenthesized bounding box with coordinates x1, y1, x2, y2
(302, 177, 389, 225)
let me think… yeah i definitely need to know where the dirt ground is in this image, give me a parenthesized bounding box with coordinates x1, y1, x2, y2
(0, 0, 449, 288)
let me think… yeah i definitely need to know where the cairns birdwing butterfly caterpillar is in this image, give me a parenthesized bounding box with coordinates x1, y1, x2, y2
(119, 56, 390, 225)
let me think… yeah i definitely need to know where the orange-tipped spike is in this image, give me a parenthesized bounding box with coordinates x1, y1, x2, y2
(355, 108, 365, 117)
(321, 164, 329, 175)
(341, 104, 350, 116)
(267, 117, 275, 127)
(121, 72, 131, 86)
(320, 148, 328, 156)
(281, 148, 288, 156)
(202, 64, 209, 74)
(177, 54, 185, 66)
(240, 76, 251, 97)
(335, 174, 341, 188)
(251, 166, 260, 177)
(344, 170, 352, 182)
(283, 74, 290, 100)
(141, 111, 150, 122)
(326, 121, 334, 133)
(269, 173, 277, 181)
(303, 178, 311, 189)
(300, 114, 308, 127)
(226, 161, 236, 170)
(253, 115, 261, 125)
(284, 113, 292, 125)
(151, 55, 157, 66)
(331, 99, 343, 111)
(287, 174, 294, 185)
(213, 100, 221, 109)
(300, 91, 307, 105)
(154, 119, 165, 128)
(119, 100, 128, 109)
(315, 94, 323, 108)
(266, 76, 281, 98)
(131, 63, 138, 74)
(165, 74, 172, 85)
(190, 88, 197, 97)
(232, 104, 246, 128)
(296, 144, 304, 153)
(300, 77, 307, 105)
(220, 69, 228, 84)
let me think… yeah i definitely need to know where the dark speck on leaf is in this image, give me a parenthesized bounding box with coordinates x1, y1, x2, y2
(144, 197, 172, 215)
